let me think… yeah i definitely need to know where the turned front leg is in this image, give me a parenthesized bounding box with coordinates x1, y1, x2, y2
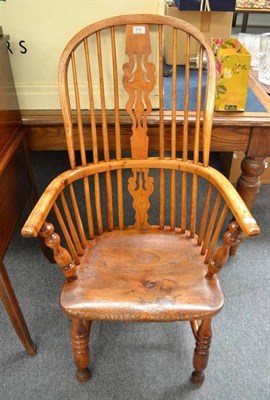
(191, 318, 212, 385)
(71, 318, 92, 382)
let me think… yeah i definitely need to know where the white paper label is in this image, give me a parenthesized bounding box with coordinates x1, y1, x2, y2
(133, 26, 146, 35)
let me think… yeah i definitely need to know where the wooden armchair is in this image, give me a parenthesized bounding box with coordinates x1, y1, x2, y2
(22, 15, 260, 385)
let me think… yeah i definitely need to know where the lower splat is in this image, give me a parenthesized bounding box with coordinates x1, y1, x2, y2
(128, 168, 154, 229)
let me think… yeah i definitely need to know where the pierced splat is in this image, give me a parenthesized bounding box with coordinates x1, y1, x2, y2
(122, 24, 156, 159)
(128, 168, 154, 229)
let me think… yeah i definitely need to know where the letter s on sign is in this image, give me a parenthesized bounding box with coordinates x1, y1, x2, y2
(19, 40, 27, 54)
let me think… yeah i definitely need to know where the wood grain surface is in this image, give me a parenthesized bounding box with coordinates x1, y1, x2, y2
(61, 229, 224, 321)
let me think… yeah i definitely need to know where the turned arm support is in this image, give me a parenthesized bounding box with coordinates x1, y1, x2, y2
(21, 169, 81, 281)
(39, 222, 78, 281)
(205, 221, 241, 279)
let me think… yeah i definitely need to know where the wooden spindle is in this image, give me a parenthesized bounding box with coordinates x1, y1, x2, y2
(190, 174, 198, 238)
(183, 34, 190, 162)
(69, 184, 87, 248)
(105, 172, 113, 231)
(110, 27, 121, 161)
(181, 171, 187, 233)
(158, 25, 164, 160)
(116, 170, 124, 230)
(85, 37, 105, 233)
(83, 177, 94, 239)
(169, 29, 177, 232)
(96, 31, 114, 231)
(96, 31, 109, 161)
(204, 203, 228, 264)
(93, 174, 103, 235)
(53, 203, 80, 265)
(111, 26, 124, 230)
(171, 28, 177, 160)
(159, 168, 165, 230)
(159, 25, 165, 230)
(170, 170, 176, 231)
(71, 51, 87, 167)
(194, 46, 203, 164)
(201, 193, 221, 255)
(180, 34, 191, 234)
(60, 192, 84, 256)
(84, 38, 98, 164)
(197, 183, 213, 246)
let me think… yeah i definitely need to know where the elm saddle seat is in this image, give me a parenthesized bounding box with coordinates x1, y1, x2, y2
(22, 15, 260, 386)
(61, 230, 223, 321)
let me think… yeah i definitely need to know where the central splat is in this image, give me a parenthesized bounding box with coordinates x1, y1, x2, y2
(122, 24, 156, 159)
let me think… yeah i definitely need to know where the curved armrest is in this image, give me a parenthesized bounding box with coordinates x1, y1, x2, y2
(205, 167, 260, 237)
(21, 159, 260, 239)
(21, 171, 70, 238)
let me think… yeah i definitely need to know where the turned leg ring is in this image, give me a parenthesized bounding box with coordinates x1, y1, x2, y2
(71, 318, 92, 382)
(191, 318, 212, 386)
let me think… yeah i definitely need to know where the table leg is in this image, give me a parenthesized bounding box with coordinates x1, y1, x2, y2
(236, 156, 265, 209)
(241, 12, 249, 33)
(230, 156, 265, 255)
(0, 259, 37, 355)
(232, 12, 237, 27)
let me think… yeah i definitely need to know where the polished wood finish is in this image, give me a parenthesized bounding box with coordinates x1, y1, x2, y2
(61, 230, 224, 321)
(71, 318, 92, 382)
(123, 24, 155, 159)
(0, 34, 37, 355)
(191, 318, 212, 385)
(39, 222, 78, 281)
(22, 15, 260, 384)
(206, 222, 241, 279)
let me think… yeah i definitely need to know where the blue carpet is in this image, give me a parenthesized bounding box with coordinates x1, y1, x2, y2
(163, 64, 267, 112)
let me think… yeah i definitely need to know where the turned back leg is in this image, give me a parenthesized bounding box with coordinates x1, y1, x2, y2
(71, 318, 92, 382)
(191, 318, 212, 385)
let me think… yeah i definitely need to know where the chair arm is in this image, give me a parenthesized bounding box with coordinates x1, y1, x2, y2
(207, 167, 260, 237)
(21, 163, 103, 238)
(21, 173, 68, 238)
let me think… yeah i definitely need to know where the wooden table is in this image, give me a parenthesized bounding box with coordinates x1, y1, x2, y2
(22, 72, 270, 213)
(0, 34, 39, 355)
(234, 7, 270, 32)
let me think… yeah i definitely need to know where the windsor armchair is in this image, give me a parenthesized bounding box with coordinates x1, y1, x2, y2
(22, 15, 260, 385)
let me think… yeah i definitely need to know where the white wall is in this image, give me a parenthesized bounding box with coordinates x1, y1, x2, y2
(0, 0, 165, 109)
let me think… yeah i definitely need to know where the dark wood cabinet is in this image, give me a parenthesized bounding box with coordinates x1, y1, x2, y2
(0, 32, 37, 355)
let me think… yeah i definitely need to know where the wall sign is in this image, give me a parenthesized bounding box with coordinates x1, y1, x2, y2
(0, 0, 164, 109)
(7, 40, 27, 54)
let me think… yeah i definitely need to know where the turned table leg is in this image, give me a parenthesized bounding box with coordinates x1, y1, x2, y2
(236, 156, 265, 210)
(0, 259, 36, 355)
(230, 156, 265, 256)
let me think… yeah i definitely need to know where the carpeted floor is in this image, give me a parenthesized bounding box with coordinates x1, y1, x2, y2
(0, 151, 269, 400)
